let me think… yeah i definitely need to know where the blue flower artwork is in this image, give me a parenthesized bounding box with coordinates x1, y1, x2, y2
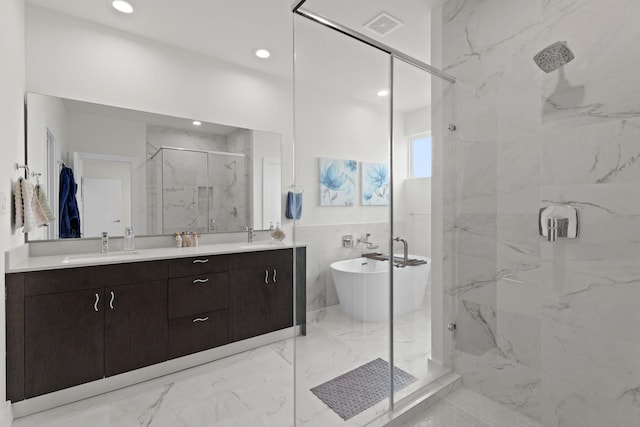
(361, 162, 390, 205)
(319, 158, 356, 206)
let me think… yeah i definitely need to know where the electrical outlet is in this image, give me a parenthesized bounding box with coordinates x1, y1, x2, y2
(0, 192, 7, 215)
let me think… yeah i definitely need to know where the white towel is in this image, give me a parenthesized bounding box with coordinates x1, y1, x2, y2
(21, 179, 50, 233)
(14, 178, 24, 229)
(36, 185, 55, 223)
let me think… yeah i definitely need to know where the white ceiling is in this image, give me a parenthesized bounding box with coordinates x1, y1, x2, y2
(26, 0, 445, 112)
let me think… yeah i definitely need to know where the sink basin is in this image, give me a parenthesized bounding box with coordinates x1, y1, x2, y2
(62, 251, 141, 264)
(238, 242, 286, 250)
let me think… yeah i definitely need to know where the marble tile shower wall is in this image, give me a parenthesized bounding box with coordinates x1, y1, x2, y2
(146, 126, 250, 234)
(439, 0, 640, 426)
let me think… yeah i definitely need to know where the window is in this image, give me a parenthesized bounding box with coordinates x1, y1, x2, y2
(410, 132, 432, 178)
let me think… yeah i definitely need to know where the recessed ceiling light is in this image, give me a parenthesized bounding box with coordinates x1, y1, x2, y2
(255, 49, 271, 59)
(377, 90, 389, 97)
(192, 121, 202, 126)
(112, 0, 134, 14)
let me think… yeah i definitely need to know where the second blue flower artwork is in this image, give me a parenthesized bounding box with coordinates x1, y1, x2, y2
(319, 158, 357, 206)
(361, 162, 390, 205)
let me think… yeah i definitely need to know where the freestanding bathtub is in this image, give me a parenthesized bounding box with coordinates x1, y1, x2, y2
(330, 255, 431, 322)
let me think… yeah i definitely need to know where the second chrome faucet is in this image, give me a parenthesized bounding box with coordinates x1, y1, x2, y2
(243, 226, 257, 243)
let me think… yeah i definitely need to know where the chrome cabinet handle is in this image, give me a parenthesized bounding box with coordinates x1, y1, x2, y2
(264, 270, 269, 284)
(192, 278, 209, 284)
(94, 293, 99, 312)
(109, 291, 115, 309)
(192, 259, 209, 264)
(192, 317, 209, 323)
(273, 269, 277, 283)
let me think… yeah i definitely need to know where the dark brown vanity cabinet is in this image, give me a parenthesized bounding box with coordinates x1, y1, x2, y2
(229, 249, 294, 341)
(8, 261, 168, 400)
(6, 248, 306, 403)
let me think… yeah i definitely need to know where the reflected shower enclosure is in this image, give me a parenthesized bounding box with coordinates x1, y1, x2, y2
(148, 146, 249, 235)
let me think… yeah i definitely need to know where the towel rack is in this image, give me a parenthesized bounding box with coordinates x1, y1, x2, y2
(291, 184, 304, 194)
(15, 163, 44, 184)
(15, 163, 30, 177)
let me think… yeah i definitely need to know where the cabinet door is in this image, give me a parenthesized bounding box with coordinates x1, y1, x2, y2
(230, 263, 293, 341)
(25, 289, 104, 398)
(105, 281, 168, 377)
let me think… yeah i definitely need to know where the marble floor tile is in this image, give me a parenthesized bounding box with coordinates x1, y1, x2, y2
(12, 304, 437, 427)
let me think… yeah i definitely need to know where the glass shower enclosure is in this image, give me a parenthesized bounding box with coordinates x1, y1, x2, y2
(292, 1, 457, 424)
(148, 146, 249, 235)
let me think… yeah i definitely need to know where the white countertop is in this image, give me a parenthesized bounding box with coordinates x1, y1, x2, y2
(6, 241, 305, 273)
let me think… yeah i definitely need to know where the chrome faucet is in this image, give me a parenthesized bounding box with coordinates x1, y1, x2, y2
(243, 226, 256, 243)
(393, 237, 408, 267)
(358, 233, 379, 250)
(101, 232, 109, 253)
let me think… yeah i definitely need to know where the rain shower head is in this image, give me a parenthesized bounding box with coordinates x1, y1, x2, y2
(533, 41, 575, 73)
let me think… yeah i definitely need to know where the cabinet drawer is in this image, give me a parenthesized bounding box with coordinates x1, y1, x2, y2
(25, 267, 95, 296)
(168, 272, 229, 319)
(94, 260, 167, 286)
(168, 310, 229, 359)
(168, 255, 228, 278)
(229, 249, 292, 270)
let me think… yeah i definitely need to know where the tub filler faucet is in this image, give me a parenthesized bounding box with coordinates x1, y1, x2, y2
(358, 233, 379, 250)
(393, 237, 408, 267)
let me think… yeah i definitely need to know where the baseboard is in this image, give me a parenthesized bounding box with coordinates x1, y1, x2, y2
(0, 401, 13, 427)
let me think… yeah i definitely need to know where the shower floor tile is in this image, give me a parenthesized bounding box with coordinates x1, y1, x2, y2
(403, 387, 543, 427)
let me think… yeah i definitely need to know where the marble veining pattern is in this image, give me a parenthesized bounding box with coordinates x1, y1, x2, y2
(438, 0, 640, 424)
(146, 126, 250, 235)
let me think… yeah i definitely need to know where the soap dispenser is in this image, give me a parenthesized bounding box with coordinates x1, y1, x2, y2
(124, 227, 135, 251)
(270, 222, 286, 241)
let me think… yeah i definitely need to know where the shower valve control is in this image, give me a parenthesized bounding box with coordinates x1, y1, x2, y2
(342, 234, 354, 248)
(539, 205, 579, 242)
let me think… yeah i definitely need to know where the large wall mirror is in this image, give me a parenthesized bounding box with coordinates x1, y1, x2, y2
(26, 93, 282, 241)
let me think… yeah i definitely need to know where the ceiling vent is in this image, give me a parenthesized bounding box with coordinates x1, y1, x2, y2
(364, 12, 403, 37)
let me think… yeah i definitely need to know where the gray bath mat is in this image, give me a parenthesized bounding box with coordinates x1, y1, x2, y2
(310, 358, 417, 421)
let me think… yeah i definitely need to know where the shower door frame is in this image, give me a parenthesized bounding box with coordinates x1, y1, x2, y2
(292, 0, 457, 410)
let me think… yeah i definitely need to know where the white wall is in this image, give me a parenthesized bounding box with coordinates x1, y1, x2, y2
(295, 84, 392, 226)
(0, 0, 25, 421)
(404, 106, 431, 137)
(25, 93, 67, 240)
(251, 131, 281, 230)
(402, 106, 432, 258)
(66, 112, 146, 161)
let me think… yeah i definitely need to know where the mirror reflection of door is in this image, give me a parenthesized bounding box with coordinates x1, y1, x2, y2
(74, 155, 134, 238)
(82, 177, 123, 237)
